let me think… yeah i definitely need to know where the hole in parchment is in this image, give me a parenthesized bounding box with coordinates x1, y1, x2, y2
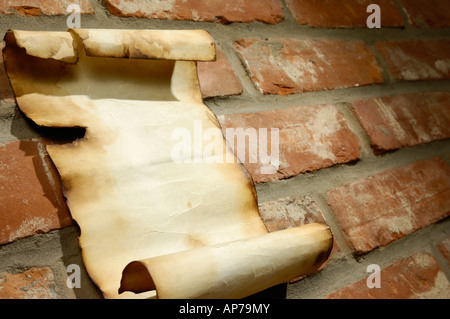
(119, 261, 156, 295)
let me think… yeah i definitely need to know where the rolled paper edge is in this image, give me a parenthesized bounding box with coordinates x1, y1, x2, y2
(119, 223, 333, 299)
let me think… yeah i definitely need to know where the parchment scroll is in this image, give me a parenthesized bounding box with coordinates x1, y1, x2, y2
(3, 29, 333, 299)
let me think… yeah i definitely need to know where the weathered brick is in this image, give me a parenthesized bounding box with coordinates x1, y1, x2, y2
(0, 140, 73, 245)
(375, 40, 450, 81)
(326, 252, 450, 299)
(398, 0, 450, 28)
(0, 267, 56, 299)
(258, 195, 336, 282)
(351, 92, 450, 153)
(103, 0, 284, 24)
(437, 237, 450, 265)
(0, 0, 94, 16)
(218, 104, 360, 183)
(234, 38, 383, 95)
(198, 48, 243, 98)
(327, 157, 450, 255)
(285, 0, 404, 28)
(258, 195, 327, 232)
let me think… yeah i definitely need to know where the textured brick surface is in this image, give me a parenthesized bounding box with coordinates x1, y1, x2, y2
(398, 0, 450, 28)
(258, 195, 327, 232)
(351, 92, 450, 153)
(438, 237, 450, 265)
(285, 0, 404, 28)
(327, 157, 450, 255)
(0, 267, 56, 299)
(103, 0, 284, 24)
(376, 40, 450, 81)
(234, 38, 383, 95)
(326, 252, 450, 299)
(0, 140, 72, 245)
(0, 0, 94, 16)
(198, 48, 243, 98)
(258, 195, 336, 281)
(219, 104, 360, 183)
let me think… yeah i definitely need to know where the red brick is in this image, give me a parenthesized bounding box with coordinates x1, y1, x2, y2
(198, 48, 243, 98)
(326, 252, 450, 299)
(258, 195, 337, 282)
(285, 0, 404, 28)
(327, 157, 450, 255)
(103, 0, 284, 24)
(258, 196, 328, 232)
(398, 0, 450, 28)
(0, 267, 56, 299)
(437, 237, 450, 264)
(0, 0, 94, 16)
(0, 140, 72, 245)
(234, 38, 383, 95)
(0, 41, 14, 101)
(219, 104, 360, 183)
(375, 40, 450, 81)
(351, 92, 450, 153)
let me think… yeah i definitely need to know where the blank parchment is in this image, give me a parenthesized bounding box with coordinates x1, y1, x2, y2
(3, 29, 333, 299)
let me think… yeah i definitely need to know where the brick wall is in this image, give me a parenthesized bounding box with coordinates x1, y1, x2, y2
(0, 0, 449, 299)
